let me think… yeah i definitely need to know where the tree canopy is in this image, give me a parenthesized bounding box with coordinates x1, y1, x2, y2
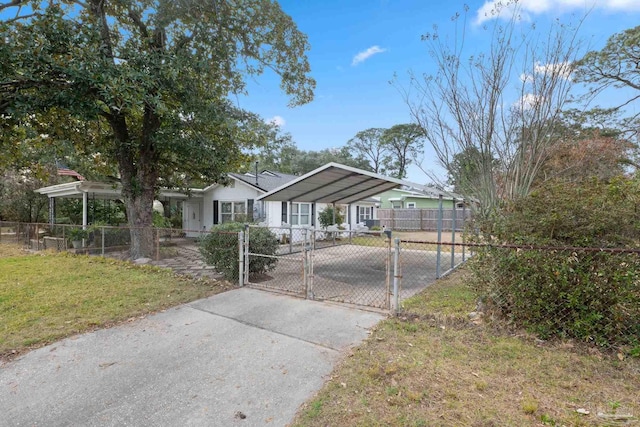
(254, 133, 371, 176)
(576, 25, 640, 112)
(0, 0, 315, 257)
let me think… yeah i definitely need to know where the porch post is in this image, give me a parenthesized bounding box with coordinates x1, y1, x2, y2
(48, 197, 55, 225)
(332, 202, 336, 224)
(82, 192, 88, 229)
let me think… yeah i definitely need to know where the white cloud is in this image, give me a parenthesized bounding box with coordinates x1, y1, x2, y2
(521, 62, 573, 85)
(520, 73, 534, 83)
(515, 93, 545, 110)
(475, 0, 640, 25)
(265, 115, 286, 127)
(352, 45, 387, 66)
(534, 61, 573, 80)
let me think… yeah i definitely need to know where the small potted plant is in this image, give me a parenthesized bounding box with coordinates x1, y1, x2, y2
(68, 228, 88, 249)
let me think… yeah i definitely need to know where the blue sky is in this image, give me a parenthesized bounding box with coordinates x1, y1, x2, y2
(235, 0, 640, 183)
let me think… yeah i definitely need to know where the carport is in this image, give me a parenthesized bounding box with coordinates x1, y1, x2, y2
(257, 162, 406, 207)
(249, 163, 412, 310)
(248, 163, 467, 311)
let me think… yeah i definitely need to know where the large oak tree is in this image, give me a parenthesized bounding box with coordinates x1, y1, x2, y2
(0, 0, 315, 258)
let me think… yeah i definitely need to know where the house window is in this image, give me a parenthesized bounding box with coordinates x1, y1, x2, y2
(391, 201, 402, 209)
(358, 206, 373, 223)
(220, 201, 246, 223)
(291, 203, 311, 226)
(406, 202, 416, 209)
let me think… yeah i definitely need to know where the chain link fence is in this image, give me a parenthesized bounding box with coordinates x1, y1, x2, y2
(468, 243, 640, 351)
(240, 225, 470, 311)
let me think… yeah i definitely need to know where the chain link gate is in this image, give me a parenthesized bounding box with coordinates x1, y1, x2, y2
(242, 225, 400, 311)
(243, 225, 311, 297)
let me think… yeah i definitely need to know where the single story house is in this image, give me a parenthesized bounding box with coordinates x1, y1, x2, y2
(182, 169, 380, 237)
(35, 163, 414, 237)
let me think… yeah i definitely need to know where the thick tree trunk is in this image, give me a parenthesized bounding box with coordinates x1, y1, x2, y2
(108, 110, 159, 260)
(124, 190, 155, 260)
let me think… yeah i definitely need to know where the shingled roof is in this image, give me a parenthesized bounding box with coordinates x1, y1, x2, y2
(228, 170, 299, 193)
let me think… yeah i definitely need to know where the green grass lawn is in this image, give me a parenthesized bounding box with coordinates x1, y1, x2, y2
(0, 245, 230, 359)
(293, 270, 640, 427)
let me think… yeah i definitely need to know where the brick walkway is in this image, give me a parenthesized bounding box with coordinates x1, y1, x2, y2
(150, 243, 224, 280)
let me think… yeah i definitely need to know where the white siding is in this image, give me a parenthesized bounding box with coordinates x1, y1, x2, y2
(202, 181, 262, 230)
(266, 201, 282, 227)
(349, 201, 377, 227)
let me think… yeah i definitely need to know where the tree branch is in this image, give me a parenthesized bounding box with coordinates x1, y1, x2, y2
(127, 8, 148, 38)
(0, 0, 24, 12)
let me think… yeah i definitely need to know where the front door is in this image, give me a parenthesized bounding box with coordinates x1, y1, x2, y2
(184, 201, 202, 237)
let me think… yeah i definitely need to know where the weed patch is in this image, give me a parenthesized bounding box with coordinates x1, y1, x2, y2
(292, 268, 640, 427)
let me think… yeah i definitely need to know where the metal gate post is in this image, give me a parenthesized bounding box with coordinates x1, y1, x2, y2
(244, 225, 250, 285)
(238, 231, 245, 286)
(384, 229, 392, 310)
(302, 228, 308, 296)
(393, 237, 401, 314)
(101, 226, 105, 257)
(436, 195, 443, 278)
(307, 229, 315, 299)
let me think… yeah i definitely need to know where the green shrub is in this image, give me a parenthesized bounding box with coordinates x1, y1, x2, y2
(152, 211, 172, 229)
(200, 223, 279, 281)
(68, 227, 88, 241)
(471, 177, 640, 350)
(318, 206, 344, 229)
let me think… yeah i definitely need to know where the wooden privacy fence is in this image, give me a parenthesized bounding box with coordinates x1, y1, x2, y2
(377, 208, 471, 231)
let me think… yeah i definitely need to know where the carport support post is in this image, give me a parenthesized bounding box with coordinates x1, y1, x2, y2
(393, 237, 401, 314)
(238, 231, 245, 286)
(436, 195, 443, 278)
(450, 198, 456, 270)
(461, 201, 466, 262)
(289, 224, 293, 254)
(332, 202, 336, 247)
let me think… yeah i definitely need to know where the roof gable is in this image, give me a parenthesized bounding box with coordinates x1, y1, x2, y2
(228, 170, 298, 193)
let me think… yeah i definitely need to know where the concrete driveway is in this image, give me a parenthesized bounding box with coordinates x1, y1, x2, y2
(0, 288, 384, 426)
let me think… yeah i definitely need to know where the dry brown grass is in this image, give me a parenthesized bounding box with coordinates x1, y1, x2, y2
(292, 270, 640, 427)
(0, 243, 29, 258)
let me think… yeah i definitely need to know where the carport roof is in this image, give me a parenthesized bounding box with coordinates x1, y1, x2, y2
(35, 181, 193, 200)
(256, 163, 406, 204)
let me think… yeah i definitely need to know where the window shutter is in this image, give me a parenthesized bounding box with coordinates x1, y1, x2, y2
(356, 205, 360, 223)
(213, 200, 219, 225)
(281, 201, 287, 223)
(247, 199, 254, 222)
(311, 203, 315, 227)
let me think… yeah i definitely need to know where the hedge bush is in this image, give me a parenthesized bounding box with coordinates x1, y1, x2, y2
(200, 223, 279, 281)
(471, 177, 640, 351)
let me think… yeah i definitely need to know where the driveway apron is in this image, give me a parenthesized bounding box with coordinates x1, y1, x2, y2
(0, 288, 384, 426)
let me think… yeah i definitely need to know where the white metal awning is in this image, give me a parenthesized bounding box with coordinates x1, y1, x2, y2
(35, 181, 196, 200)
(256, 163, 406, 204)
